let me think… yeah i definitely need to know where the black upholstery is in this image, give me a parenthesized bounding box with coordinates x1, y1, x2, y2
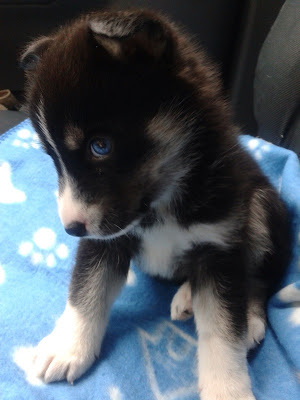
(254, 0, 300, 153)
(230, 0, 285, 135)
(0, 0, 243, 91)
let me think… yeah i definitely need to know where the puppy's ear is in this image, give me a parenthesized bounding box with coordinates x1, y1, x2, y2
(88, 11, 173, 63)
(20, 37, 53, 70)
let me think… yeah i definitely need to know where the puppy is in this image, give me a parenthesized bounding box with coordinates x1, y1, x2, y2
(20, 9, 290, 400)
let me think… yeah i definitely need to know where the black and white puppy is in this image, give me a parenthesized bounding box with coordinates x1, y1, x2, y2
(21, 9, 290, 400)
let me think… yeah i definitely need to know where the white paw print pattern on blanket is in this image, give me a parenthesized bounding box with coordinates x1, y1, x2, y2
(278, 283, 300, 326)
(18, 227, 69, 267)
(0, 264, 5, 284)
(0, 161, 26, 204)
(12, 128, 40, 150)
(247, 138, 271, 161)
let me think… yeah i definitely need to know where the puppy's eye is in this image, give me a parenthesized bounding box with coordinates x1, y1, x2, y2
(90, 138, 112, 157)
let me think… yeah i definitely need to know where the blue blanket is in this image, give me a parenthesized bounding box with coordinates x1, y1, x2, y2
(0, 119, 299, 400)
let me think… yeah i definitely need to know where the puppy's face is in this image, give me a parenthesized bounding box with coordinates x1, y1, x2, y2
(21, 11, 194, 239)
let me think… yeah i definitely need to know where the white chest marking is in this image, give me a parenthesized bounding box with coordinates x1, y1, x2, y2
(135, 217, 234, 279)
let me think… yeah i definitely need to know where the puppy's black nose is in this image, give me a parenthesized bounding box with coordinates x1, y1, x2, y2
(65, 222, 87, 237)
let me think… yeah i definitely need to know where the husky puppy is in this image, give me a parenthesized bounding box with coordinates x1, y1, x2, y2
(21, 9, 290, 400)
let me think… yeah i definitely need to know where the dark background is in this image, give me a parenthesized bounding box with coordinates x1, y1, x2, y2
(0, 0, 286, 135)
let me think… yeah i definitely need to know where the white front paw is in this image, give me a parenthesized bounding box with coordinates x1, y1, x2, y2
(33, 331, 97, 383)
(199, 377, 256, 400)
(33, 303, 102, 383)
(200, 386, 256, 400)
(199, 365, 256, 400)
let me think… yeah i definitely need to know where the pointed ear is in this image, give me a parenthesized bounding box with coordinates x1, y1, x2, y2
(20, 37, 53, 70)
(88, 11, 173, 63)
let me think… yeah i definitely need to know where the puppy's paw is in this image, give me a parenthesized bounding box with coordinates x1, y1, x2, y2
(33, 304, 102, 383)
(171, 281, 193, 321)
(246, 312, 266, 350)
(200, 386, 256, 400)
(199, 378, 256, 400)
(33, 331, 97, 383)
(198, 354, 255, 400)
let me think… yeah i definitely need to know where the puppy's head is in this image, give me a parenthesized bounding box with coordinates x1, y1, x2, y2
(21, 10, 223, 239)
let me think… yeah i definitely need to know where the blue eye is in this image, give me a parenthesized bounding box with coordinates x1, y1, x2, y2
(90, 138, 112, 157)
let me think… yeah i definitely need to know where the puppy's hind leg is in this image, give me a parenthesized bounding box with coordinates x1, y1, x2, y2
(191, 246, 255, 400)
(247, 300, 266, 351)
(33, 238, 132, 384)
(171, 281, 193, 321)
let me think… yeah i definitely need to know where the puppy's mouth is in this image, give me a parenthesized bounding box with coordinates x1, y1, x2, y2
(57, 184, 143, 240)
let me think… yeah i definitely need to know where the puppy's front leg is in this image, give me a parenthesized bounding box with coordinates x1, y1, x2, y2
(192, 247, 255, 400)
(33, 238, 131, 384)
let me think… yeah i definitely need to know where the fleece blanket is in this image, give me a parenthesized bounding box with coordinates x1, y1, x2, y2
(0, 119, 299, 400)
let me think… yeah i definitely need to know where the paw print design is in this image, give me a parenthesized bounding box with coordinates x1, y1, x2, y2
(278, 283, 300, 327)
(0, 161, 26, 204)
(12, 128, 40, 150)
(246, 138, 271, 161)
(18, 228, 69, 267)
(0, 264, 5, 284)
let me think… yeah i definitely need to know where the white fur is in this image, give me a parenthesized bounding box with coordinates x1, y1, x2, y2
(95, 218, 141, 240)
(36, 99, 64, 170)
(171, 281, 193, 320)
(58, 176, 102, 234)
(32, 257, 126, 384)
(173, 282, 266, 352)
(89, 17, 136, 38)
(58, 178, 86, 227)
(246, 313, 266, 350)
(58, 175, 140, 238)
(135, 216, 235, 279)
(246, 303, 266, 350)
(35, 104, 103, 236)
(33, 301, 104, 383)
(193, 289, 255, 400)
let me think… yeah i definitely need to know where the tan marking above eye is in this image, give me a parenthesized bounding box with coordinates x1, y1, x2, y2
(64, 124, 84, 150)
